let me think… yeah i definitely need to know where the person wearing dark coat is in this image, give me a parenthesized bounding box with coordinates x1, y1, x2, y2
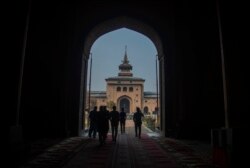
(119, 107, 127, 134)
(109, 106, 120, 142)
(97, 106, 110, 146)
(88, 106, 98, 138)
(133, 107, 144, 138)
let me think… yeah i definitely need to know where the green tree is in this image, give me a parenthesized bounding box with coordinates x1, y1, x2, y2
(107, 101, 116, 111)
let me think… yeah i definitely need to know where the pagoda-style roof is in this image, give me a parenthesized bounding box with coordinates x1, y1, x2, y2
(118, 46, 133, 76)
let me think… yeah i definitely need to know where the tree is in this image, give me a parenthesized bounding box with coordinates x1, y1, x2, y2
(107, 101, 116, 111)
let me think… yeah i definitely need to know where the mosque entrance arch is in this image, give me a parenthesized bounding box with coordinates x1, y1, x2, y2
(119, 98, 130, 113)
(81, 16, 165, 135)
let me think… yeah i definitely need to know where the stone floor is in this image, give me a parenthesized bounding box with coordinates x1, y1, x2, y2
(19, 120, 215, 168)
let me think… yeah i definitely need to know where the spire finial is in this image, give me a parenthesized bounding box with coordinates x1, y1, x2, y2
(123, 45, 129, 64)
(119, 46, 133, 76)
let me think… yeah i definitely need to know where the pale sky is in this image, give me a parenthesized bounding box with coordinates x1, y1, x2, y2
(88, 28, 158, 92)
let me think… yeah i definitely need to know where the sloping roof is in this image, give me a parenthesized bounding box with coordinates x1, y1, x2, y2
(90, 91, 158, 98)
(105, 76, 145, 81)
(90, 91, 106, 98)
(144, 91, 158, 98)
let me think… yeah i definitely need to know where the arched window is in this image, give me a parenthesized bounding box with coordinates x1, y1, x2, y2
(154, 107, 159, 114)
(143, 106, 149, 114)
(123, 87, 127, 91)
(117, 87, 121, 91)
(129, 87, 133, 92)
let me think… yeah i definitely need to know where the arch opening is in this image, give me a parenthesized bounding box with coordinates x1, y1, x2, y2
(119, 97, 131, 113)
(80, 16, 165, 135)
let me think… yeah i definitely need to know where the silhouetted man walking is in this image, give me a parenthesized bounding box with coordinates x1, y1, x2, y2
(97, 106, 109, 146)
(119, 107, 126, 133)
(133, 107, 144, 138)
(109, 106, 120, 142)
(88, 106, 98, 138)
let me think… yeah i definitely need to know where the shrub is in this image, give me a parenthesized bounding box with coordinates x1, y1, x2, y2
(143, 116, 156, 131)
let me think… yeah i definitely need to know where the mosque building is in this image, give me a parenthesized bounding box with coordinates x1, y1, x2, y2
(88, 48, 159, 114)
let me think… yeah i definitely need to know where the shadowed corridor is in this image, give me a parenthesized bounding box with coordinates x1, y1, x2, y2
(6, 1, 248, 168)
(19, 120, 213, 168)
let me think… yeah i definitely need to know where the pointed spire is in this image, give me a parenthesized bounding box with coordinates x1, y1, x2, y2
(123, 45, 129, 64)
(118, 45, 133, 76)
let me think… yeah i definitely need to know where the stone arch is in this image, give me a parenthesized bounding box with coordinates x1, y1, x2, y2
(117, 95, 132, 113)
(83, 16, 164, 59)
(143, 106, 149, 114)
(81, 16, 166, 134)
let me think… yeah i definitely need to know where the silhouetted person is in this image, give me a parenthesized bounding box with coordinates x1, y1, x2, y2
(119, 107, 127, 134)
(97, 106, 110, 146)
(109, 106, 120, 142)
(133, 107, 144, 138)
(88, 106, 98, 138)
(103, 106, 110, 140)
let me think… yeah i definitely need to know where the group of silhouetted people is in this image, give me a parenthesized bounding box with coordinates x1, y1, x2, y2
(88, 106, 110, 145)
(88, 105, 144, 146)
(88, 105, 127, 145)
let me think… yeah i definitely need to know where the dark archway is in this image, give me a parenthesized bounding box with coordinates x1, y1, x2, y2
(8, 3, 244, 167)
(143, 106, 149, 114)
(81, 16, 165, 134)
(119, 98, 130, 113)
